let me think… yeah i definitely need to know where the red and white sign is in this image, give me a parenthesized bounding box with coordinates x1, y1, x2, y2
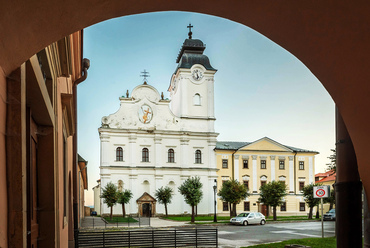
(313, 186, 329, 198)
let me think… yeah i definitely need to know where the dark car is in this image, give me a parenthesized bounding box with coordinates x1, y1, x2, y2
(91, 211, 97, 216)
(323, 209, 335, 221)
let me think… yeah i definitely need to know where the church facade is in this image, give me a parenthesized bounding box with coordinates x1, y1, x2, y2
(99, 33, 218, 216)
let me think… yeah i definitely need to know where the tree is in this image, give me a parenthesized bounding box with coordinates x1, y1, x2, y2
(117, 189, 133, 218)
(101, 182, 118, 220)
(326, 149, 336, 172)
(258, 181, 287, 221)
(178, 176, 203, 223)
(302, 183, 322, 219)
(217, 180, 249, 218)
(155, 186, 174, 217)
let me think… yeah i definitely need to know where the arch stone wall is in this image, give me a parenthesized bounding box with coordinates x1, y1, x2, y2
(0, 1, 370, 246)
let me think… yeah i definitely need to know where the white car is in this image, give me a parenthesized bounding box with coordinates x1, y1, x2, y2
(230, 212, 266, 226)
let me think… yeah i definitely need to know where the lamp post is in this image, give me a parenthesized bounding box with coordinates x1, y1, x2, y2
(213, 179, 217, 223)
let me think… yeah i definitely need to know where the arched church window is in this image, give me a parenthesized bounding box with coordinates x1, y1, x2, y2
(142, 148, 149, 162)
(168, 149, 175, 163)
(116, 147, 123, 161)
(195, 150, 202, 164)
(193, 93, 201, 106)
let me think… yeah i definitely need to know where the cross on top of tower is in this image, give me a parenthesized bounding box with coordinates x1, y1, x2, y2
(187, 23, 193, 39)
(140, 69, 150, 84)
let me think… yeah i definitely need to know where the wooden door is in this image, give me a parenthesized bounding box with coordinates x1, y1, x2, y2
(29, 117, 39, 248)
(260, 204, 267, 216)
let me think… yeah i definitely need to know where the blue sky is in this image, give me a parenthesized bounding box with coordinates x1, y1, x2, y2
(79, 11, 335, 206)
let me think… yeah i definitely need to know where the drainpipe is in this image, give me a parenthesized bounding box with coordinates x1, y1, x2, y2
(73, 58, 90, 231)
(231, 150, 237, 180)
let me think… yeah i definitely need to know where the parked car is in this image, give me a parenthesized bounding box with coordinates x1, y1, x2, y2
(91, 211, 97, 216)
(323, 209, 335, 221)
(230, 212, 266, 226)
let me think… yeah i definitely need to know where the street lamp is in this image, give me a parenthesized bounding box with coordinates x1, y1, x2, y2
(213, 179, 217, 223)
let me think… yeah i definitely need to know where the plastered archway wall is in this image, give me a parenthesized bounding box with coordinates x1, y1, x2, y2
(0, 0, 370, 229)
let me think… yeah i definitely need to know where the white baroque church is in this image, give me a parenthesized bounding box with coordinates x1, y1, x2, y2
(99, 31, 219, 216)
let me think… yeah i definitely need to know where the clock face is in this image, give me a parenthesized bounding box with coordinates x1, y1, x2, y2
(192, 69, 203, 81)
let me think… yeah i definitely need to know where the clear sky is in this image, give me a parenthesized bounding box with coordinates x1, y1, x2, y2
(78, 11, 335, 206)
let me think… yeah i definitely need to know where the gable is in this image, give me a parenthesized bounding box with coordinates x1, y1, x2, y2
(136, 192, 157, 203)
(239, 138, 292, 152)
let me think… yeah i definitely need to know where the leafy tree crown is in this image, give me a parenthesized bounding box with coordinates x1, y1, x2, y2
(155, 186, 174, 205)
(117, 189, 133, 205)
(217, 179, 249, 204)
(178, 176, 203, 207)
(101, 182, 118, 207)
(258, 181, 287, 207)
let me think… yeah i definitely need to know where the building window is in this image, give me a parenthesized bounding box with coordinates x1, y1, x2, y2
(142, 148, 149, 162)
(244, 201, 250, 211)
(281, 202, 286, 211)
(195, 150, 202, 164)
(116, 147, 123, 161)
(300, 202, 305, 211)
(223, 202, 229, 211)
(222, 159, 228, 168)
(299, 181, 305, 191)
(243, 160, 248, 169)
(299, 161, 304, 170)
(279, 160, 285, 170)
(243, 180, 249, 189)
(261, 160, 266, 169)
(193, 93, 201, 105)
(168, 149, 175, 163)
(261, 181, 266, 187)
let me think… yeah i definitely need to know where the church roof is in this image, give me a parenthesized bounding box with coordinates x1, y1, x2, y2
(175, 38, 216, 71)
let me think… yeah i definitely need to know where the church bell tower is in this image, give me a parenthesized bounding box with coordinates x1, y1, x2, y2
(169, 24, 217, 121)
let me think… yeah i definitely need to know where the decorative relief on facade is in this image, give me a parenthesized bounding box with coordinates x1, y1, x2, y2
(279, 156, 286, 160)
(139, 104, 153, 124)
(270, 155, 276, 160)
(260, 156, 267, 159)
(242, 155, 249, 159)
(288, 156, 294, 161)
(252, 155, 257, 160)
(234, 155, 239, 159)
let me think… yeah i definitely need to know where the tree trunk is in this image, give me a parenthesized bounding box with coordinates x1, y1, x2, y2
(191, 205, 195, 223)
(315, 206, 320, 218)
(229, 202, 232, 218)
(308, 207, 313, 219)
(122, 204, 126, 218)
(196, 205, 198, 217)
(273, 206, 277, 221)
(266, 205, 270, 217)
(329, 202, 333, 210)
(110, 206, 113, 220)
(233, 203, 237, 217)
(165, 203, 168, 217)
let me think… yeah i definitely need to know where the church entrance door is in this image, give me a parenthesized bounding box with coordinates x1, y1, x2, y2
(142, 203, 151, 217)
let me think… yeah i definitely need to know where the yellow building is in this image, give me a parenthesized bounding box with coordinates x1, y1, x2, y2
(215, 137, 318, 216)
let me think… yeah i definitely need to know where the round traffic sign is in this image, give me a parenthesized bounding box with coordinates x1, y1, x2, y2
(316, 189, 325, 197)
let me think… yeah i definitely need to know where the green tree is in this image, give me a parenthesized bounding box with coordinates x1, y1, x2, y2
(302, 183, 322, 219)
(178, 176, 203, 223)
(326, 149, 336, 172)
(155, 186, 174, 217)
(101, 182, 118, 220)
(217, 179, 249, 218)
(117, 189, 133, 218)
(258, 181, 287, 221)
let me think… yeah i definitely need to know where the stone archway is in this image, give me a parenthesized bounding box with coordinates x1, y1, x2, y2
(136, 192, 157, 217)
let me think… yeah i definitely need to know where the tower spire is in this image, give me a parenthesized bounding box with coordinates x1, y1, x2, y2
(187, 23, 193, 39)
